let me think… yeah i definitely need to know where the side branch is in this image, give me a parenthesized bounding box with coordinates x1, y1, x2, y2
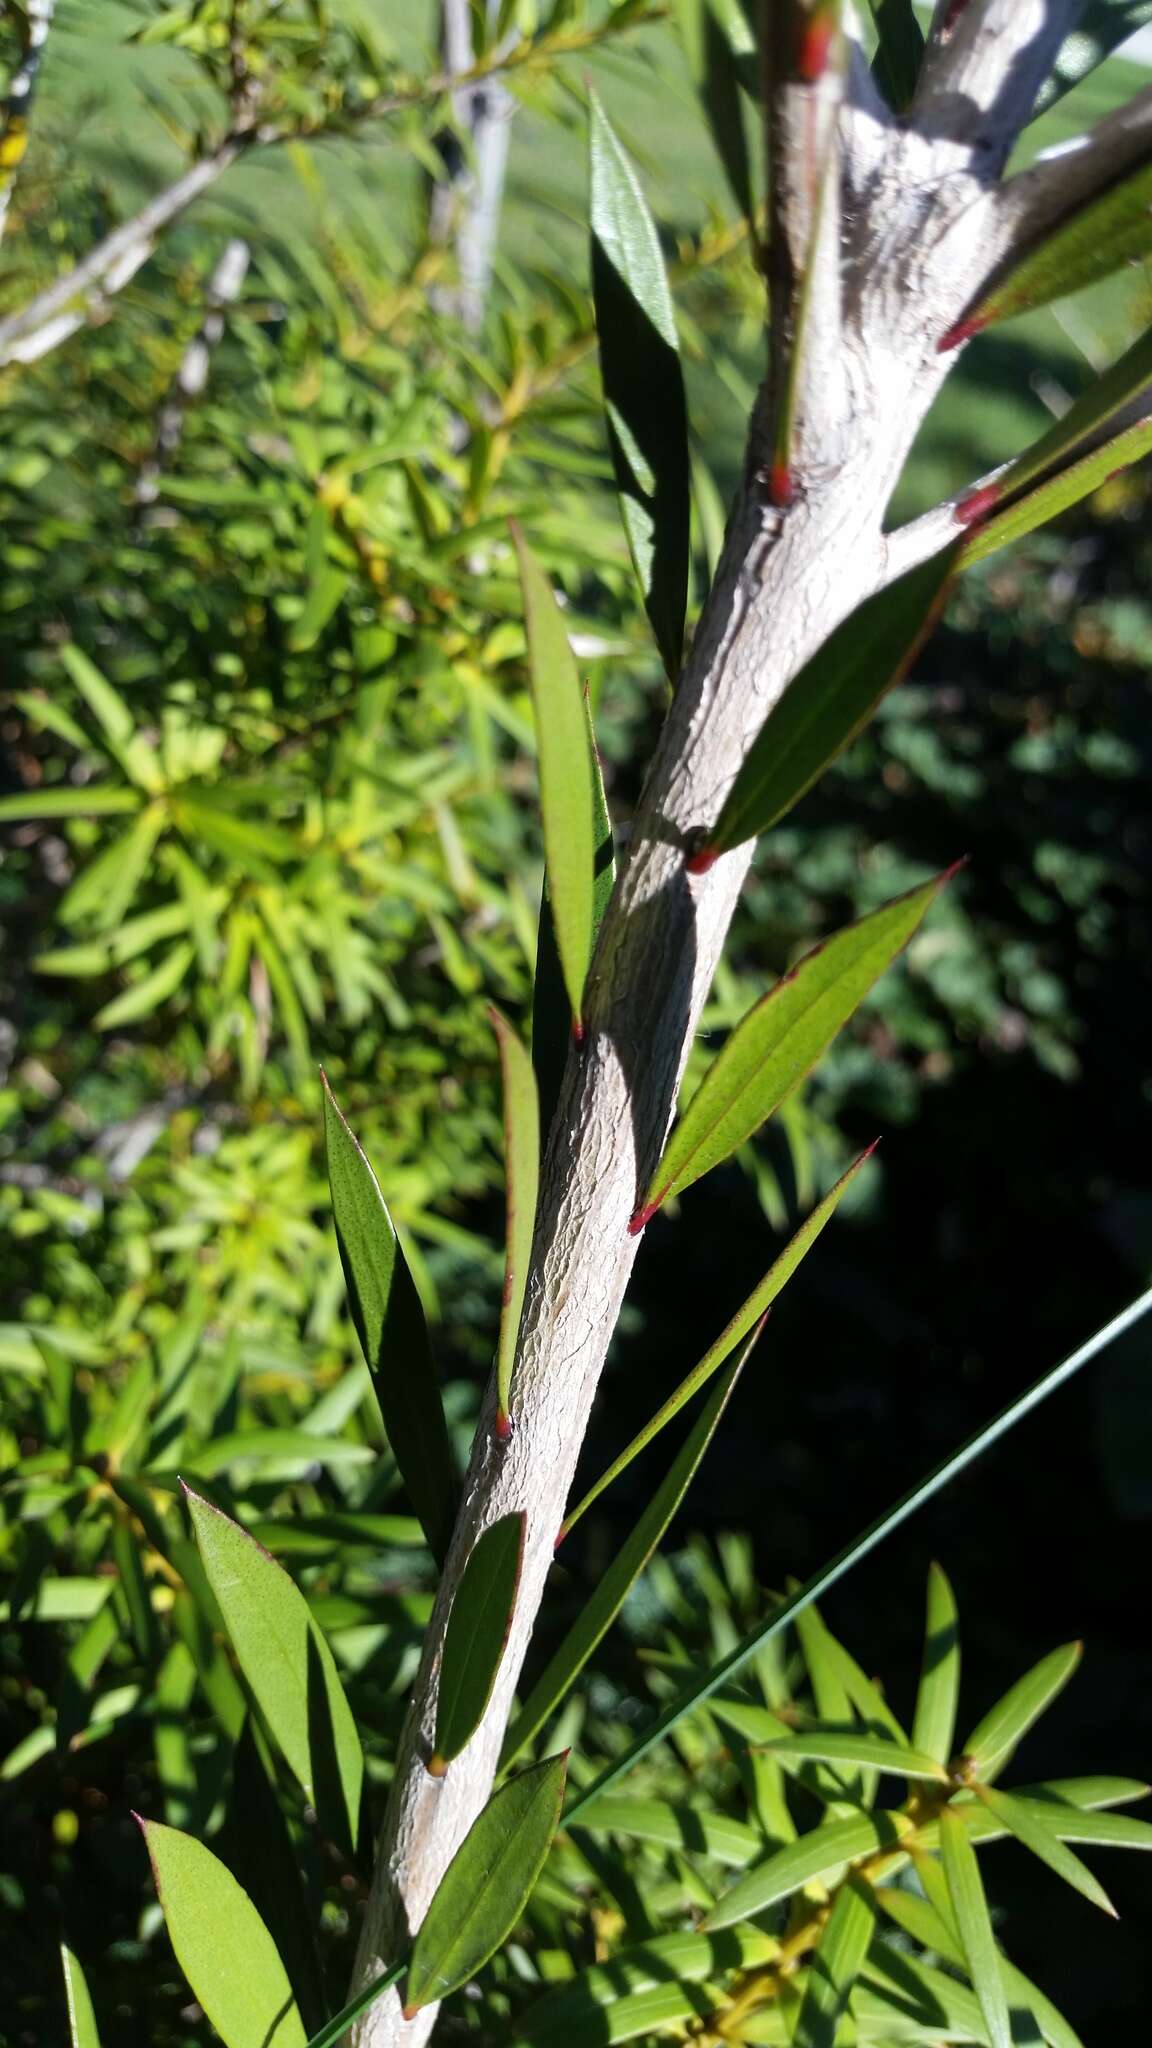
(913, 1, 1082, 169)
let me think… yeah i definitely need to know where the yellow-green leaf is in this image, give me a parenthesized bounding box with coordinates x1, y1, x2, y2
(634, 874, 950, 1227)
(490, 1008, 541, 1435)
(973, 1783, 1117, 1916)
(512, 526, 597, 1026)
(532, 692, 614, 1149)
(142, 1820, 306, 2048)
(795, 1876, 877, 2048)
(964, 414, 1152, 566)
(404, 1755, 568, 2015)
(184, 1486, 363, 1852)
(939, 1805, 1011, 2048)
(761, 1730, 948, 1782)
(946, 160, 1152, 342)
(433, 1513, 525, 1771)
(911, 1560, 960, 1765)
(701, 1812, 908, 1933)
(961, 1641, 1082, 1783)
(323, 1076, 457, 1563)
(61, 1945, 101, 2048)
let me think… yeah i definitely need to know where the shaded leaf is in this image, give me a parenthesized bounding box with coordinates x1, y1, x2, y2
(636, 875, 949, 1225)
(961, 1642, 1081, 1784)
(939, 1804, 1011, 2048)
(973, 1785, 1118, 1914)
(1034, 3, 1152, 113)
(516, 1926, 777, 2046)
(704, 549, 962, 858)
(675, 0, 755, 221)
(142, 1820, 306, 2048)
(795, 1876, 877, 2048)
(184, 1487, 363, 1853)
(570, 1795, 761, 1867)
(701, 1811, 909, 1932)
(219, 1719, 327, 2036)
(761, 1730, 948, 1781)
(512, 526, 597, 1025)
(404, 1754, 568, 2014)
(954, 161, 1152, 336)
(531, 693, 615, 1149)
(964, 415, 1152, 567)
(868, 0, 925, 109)
(566, 1145, 872, 1534)
(860, 1940, 989, 2046)
(502, 1338, 753, 1767)
(61, 1945, 101, 2048)
(590, 90, 690, 677)
(912, 1561, 961, 1766)
(301, 1965, 405, 2048)
(433, 1513, 525, 1771)
(490, 1010, 541, 1433)
(323, 1076, 457, 1563)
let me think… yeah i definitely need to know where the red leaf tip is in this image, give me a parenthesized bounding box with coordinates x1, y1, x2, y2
(954, 483, 1000, 528)
(627, 1201, 657, 1237)
(553, 1521, 569, 1552)
(686, 845, 718, 877)
(571, 1016, 585, 1045)
(937, 314, 985, 354)
(940, 854, 970, 886)
(769, 460, 795, 508)
(494, 1408, 514, 1444)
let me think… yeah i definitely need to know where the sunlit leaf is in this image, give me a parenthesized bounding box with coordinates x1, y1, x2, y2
(961, 1642, 1082, 1783)
(973, 1784, 1118, 1914)
(60, 644, 163, 794)
(531, 691, 615, 1149)
(219, 1720, 327, 2036)
(61, 1945, 102, 2048)
(634, 875, 950, 1227)
(502, 1338, 753, 1767)
(433, 1513, 525, 1771)
(912, 1561, 960, 1766)
(701, 1812, 909, 1932)
(323, 1076, 457, 1563)
(491, 1009, 541, 1435)
(565, 1145, 872, 1535)
(948, 161, 1152, 341)
(702, 549, 962, 859)
(570, 1795, 761, 1867)
(404, 1754, 568, 2015)
(964, 415, 1152, 566)
(868, 0, 924, 109)
(794, 1876, 876, 2048)
(95, 941, 195, 1029)
(761, 1730, 948, 1781)
(142, 1820, 306, 2048)
(184, 1487, 363, 1852)
(512, 526, 597, 1026)
(590, 89, 690, 677)
(0, 786, 140, 822)
(939, 1804, 1011, 2048)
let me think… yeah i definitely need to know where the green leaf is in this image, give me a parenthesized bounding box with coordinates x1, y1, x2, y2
(964, 414, 1152, 567)
(794, 1876, 877, 2048)
(501, 1338, 753, 1769)
(860, 1941, 989, 2046)
(953, 160, 1152, 337)
(675, 0, 755, 222)
(433, 1512, 525, 1771)
(95, 941, 195, 1029)
(961, 1642, 1082, 1783)
(531, 692, 614, 1149)
(635, 875, 949, 1226)
(566, 1145, 871, 1535)
(404, 1754, 568, 2015)
(0, 786, 140, 822)
(1034, 4, 1152, 114)
(184, 1487, 363, 1853)
(323, 1076, 457, 1564)
(939, 1804, 1011, 2048)
(61, 1945, 102, 2048)
(761, 1730, 949, 1782)
(974, 325, 1152, 513)
(701, 1812, 909, 1933)
(516, 1926, 777, 2046)
(912, 1561, 961, 1766)
(60, 644, 163, 793)
(63, 805, 165, 936)
(561, 1284, 1152, 1829)
(973, 1785, 1118, 1915)
(219, 1719, 327, 2036)
(704, 549, 962, 858)
(301, 1966, 405, 2048)
(571, 1795, 761, 1867)
(142, 1820, 306, 2048)
(490, 1009, 541, 1434)
(589, 89, 690, 678)
(868, 0, 925, 109)
(511, 526, 597, 1026)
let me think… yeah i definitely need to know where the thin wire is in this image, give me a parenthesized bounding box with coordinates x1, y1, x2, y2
(565, 1283, 1152, 1825)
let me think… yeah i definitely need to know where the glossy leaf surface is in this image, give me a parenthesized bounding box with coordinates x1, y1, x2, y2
(143, 1820, 306, 2048)
(433, 1512, 525, 1770)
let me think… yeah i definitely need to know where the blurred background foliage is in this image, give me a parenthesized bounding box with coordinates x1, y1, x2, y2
(1, 2, 1150, 2042)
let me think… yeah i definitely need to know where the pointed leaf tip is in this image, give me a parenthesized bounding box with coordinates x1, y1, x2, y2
(491, 1007, 541, 1430)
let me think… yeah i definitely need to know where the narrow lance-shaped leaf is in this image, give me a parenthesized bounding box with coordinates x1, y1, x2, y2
(516, 1925, 779, 2045)
(301, 1964, 405, 2048)
(590, 89, 690, 677)
(961, 1641, 1082, 1784)
(512, 525, 596, 1027)
(868, 0, 924, 110)
(562, 1284, 1152, 1829)
(973, 1783, 1118, 1917)
(184, 1486, 363, 1854)
(141, 1820, 307, 2048)
(697, 546, 962, 861)
(61, 1945, 102, 2048)
(501, 1335, 754, 1768)
(912, 1560, 960, 1766)
(760, 1730, 949, 1782)
(1034, 2, 1152, 114)
(938, 1804, 1012, 2048)
(432, 1512, 525, 1773)
(532, 688, 615, 1147)
(633, 872, 951, 1230)
(490, 1009, 541, 1438)
(964, 414, 1152, 566)
(794, 1875, 877, 2048)
(323, 1075, 457, 1564)
(675, 0, 755, 223)
(565, 1145, 872, 1535)
(943, 161, 1152, 347)
(701, 1812, 909, 1934)
(404, 1754, 568, 2016)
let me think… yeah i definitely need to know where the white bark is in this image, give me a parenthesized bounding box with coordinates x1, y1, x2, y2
(350, 7, 1152, 2038)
